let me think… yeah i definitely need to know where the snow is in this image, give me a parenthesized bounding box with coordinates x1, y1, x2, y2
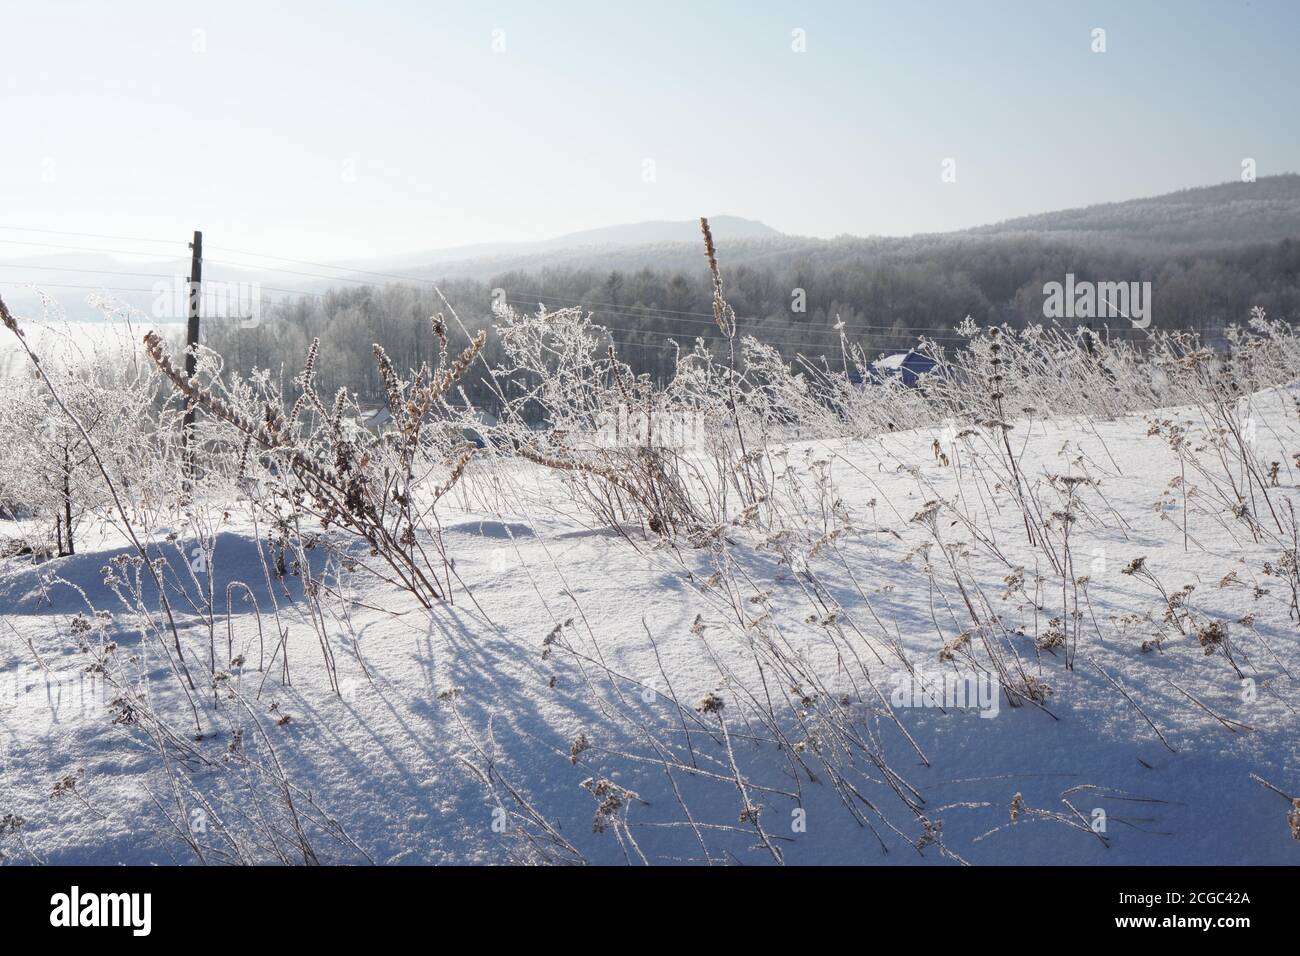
(0, 317, 184, 381)
(2, 389, 1299, 865)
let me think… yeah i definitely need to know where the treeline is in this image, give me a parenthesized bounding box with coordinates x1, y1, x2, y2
(203, 233, 1300, 414)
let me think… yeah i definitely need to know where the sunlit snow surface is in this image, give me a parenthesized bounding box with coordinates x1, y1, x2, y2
(2, 389, 1298, 865)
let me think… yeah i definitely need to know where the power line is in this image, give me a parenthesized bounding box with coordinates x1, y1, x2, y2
(0, 278, 1115, 351)
(204, 241, 1019, 336)
(0, 280, 159, 295)
(0, 237, 186, 259)
(0, 278, 332, 302)
(502, 296, 972, 338)
(0, 225, 182, 250)
(594, 324, 968, 350)
(202, 256, 399, 285)
(0, 255, 1137, 344)
(1, 241, 984, 340)
(207, 244, 443, 286)
(207, 245, 989, 334)
(0, 261, 177, 280)
(211, 254, 987, 338)
(501, 290, 1150, 337)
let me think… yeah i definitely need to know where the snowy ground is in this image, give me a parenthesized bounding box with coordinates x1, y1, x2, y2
(2, 390, 1299, 865)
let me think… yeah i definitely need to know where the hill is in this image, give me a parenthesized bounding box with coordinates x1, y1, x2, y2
(970, 175, 1300, 248)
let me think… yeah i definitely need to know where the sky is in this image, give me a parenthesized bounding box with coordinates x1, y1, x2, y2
(1, 0, 1297, 262)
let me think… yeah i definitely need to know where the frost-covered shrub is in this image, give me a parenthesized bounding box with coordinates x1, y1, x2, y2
(144, 318, 486, 608)
(0, 305, 176, 557)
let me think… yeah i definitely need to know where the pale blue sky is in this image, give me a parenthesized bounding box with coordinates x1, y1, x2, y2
(2, 0, 1296, 260)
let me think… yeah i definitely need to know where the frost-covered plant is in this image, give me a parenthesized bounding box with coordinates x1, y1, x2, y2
(490, 222, 811, 540)
(0, 308, 176, 558)
(143, 317, 486, 608)
(490, 303, 712, 537)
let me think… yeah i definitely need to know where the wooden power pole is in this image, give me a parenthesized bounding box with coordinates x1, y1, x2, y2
(182, 230, 202, 479)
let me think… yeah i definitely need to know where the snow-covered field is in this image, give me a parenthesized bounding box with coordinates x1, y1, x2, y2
(3, 379, 1299, 865)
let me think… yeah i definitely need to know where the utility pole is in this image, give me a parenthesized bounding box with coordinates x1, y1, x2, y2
(182, 230, 202, 481)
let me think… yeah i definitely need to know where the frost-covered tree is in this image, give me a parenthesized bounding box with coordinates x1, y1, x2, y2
(0, 304, 177, 558)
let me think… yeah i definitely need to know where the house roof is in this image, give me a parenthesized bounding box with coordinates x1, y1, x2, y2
(873, 352, 910, 371)
(364, 407, 393, 428)
(866, 349, 941, 387)
(872, 349, 938, 372)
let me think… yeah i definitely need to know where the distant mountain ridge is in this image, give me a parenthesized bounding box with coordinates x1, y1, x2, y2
(969, 174, 1300, 248)
(362, 176, 1300, 279)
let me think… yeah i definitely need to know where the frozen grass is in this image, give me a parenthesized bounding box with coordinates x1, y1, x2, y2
(1, 231, 1298, 865)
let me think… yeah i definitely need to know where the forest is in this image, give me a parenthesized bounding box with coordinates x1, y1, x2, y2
(204, 231, 1300, 411)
